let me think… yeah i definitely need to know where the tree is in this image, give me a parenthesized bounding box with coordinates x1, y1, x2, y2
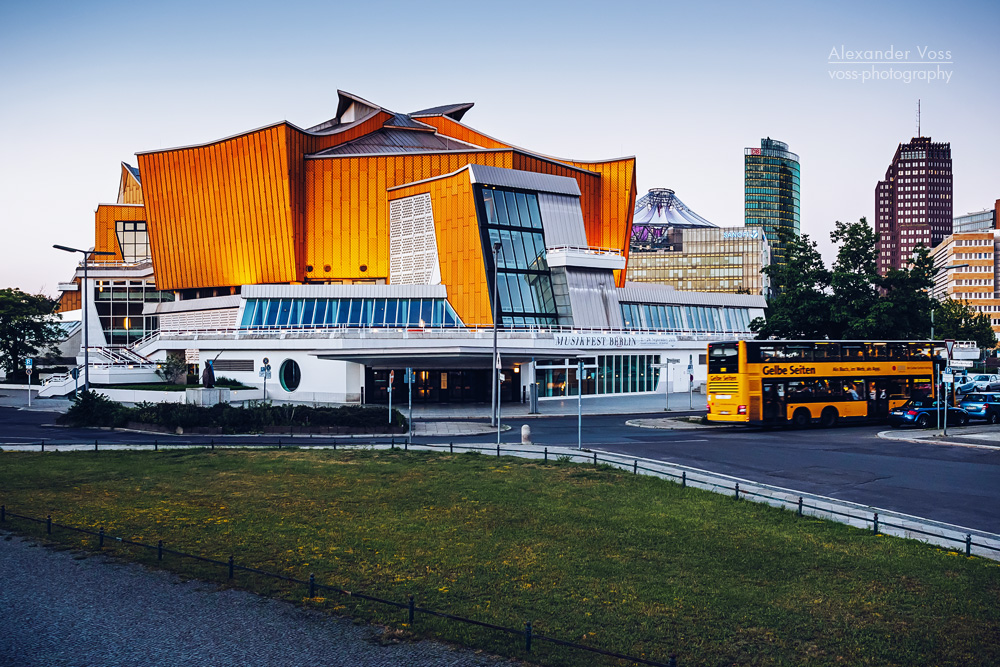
(0, 288, 62, 376)
(751, 230, 832, 339)
(933, 298, 998, 349)
(870, 246, 936, 339)
(829, 219, 881, 338)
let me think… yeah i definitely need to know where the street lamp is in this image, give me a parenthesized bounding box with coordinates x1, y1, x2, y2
(54, 244, 116, 392)
(491, 241, 502, 427)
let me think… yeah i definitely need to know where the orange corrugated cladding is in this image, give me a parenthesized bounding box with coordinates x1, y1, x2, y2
(57, 281, 81, 313)
(136, 106, 636, 291)
(94, 204, 145, 262)
(389, 170, 492, 326)
(117, 164, 144, 205)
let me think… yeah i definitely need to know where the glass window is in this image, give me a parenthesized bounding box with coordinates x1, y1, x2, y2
(482, 190, 499, 225)
(515, 193, 531, 228)
(241, 300, 257, 328)
(506, 274, 524, 311)
(288, 299, 302, 327)
(264, 299, 279, 327)
(494, 189, 510, 226)
(420, 299, 432, 326)
(302, 299, 316, 328)
(372, 299, 386, 327)
(526, 194, 542, 229)
(433, 300, 444, 326)
(497, 275, 512, 311)
(510, 231, 528, 269)
(500, 229, 515, 268)
(337, 299, 352, 325)
(516, 274, 534, 312)
(814, 343, 840, 361)
(396, 300, 408, 327)
(279, 359, 301, 392)
(504, 192, 520, 226)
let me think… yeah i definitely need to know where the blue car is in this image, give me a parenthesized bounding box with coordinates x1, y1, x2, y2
(959, 392, 1000, 424)
(887, 398, 969, 428)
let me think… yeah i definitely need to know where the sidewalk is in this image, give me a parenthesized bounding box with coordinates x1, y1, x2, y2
(878, 423, 1000, 449)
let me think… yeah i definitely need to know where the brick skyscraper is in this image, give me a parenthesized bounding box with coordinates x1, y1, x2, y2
(875, 136, 952, 275)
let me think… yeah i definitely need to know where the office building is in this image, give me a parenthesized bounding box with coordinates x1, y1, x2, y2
(875, 136, 953, 275)
(930, 229, 1000, 340)
(953, 202, 998, 234)
(744, 138, 800, 267)
(627, 189, 770, 294)
(50, 91, 766, 403)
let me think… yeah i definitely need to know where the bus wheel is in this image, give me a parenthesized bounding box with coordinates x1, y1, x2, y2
(792, 408, 811, 429)
(820, 407, 838, 428)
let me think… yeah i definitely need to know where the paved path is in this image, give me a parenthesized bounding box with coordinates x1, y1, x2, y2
(0, 535, 515, 667)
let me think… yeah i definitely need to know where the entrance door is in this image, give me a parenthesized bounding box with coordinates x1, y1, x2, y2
(761, 381, 786, 422)
(867, 380, 890, 419)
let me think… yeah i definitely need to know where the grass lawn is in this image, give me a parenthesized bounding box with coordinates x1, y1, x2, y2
(0, 449, 997, 666)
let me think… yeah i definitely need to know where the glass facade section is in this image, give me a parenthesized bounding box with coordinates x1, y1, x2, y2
(627, 226, 771, 295)
(239, 298, 463, 329)
(94, 279, 173, 344)
(954, 209, 996, 234)
(115, 221, 150, 263)
(620, 302, 752, 333)
(478, 187, 558, 327)
(535, 355, 659, 397)
(744, 138, 800, 269)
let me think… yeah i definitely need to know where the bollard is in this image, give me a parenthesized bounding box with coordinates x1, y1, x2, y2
(408, 594, 414, 624)
(544, 447, 548, 462)
(966, 534, 972, 557)
(229, 555, 234, 579)
(682, 471, 686, 488)
(734, 482, 740, 500)
(158, 540, 163, 561)
(405, 439, 408, 451)
(211, 439, 215, 451)
(154, 439, 158, 452)
(593, 451, 597, 466)
(99, 528, 104, 548)
(521, 424, 531, 445)
(798, 497, 803, 517)
(873, 513, 879, 536)
(94, 439, 98, 452)
(40, 441, 44, 452)
(633, 460, 638, 474)
(309, 573, 316, 598)
(333, 441, 337, 451)
(524, 620, 532, 652)
(497, 444, 500, 457)
(449, 442, 454, 453)
(46, 515, 52, 534)
(278, 438, 282, 450)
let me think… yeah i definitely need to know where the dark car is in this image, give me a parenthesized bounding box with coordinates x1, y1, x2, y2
(887, 398, 969, 428)
(959, 392, 1000, 424)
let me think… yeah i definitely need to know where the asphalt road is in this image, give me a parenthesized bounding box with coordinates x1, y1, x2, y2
(3, 406, 998, 534)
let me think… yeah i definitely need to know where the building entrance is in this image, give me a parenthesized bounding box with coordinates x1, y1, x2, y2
(365, 368, 518, 404)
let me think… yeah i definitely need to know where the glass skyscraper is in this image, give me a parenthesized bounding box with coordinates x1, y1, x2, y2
(744, 138, 800, 268)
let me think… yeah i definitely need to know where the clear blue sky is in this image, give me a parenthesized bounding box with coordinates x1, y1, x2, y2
(1, 0, 998, 295)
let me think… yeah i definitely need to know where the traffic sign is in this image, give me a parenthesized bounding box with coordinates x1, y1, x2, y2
(70, 367, 80, 379)
(25, 368, 32, 376)
(259, 366, 271, 379)
(942, 373, 954, 383)
(262, 357, 270, 365)
(945, 340, 955, 357)
(950, 359, 974, 368)
(389, 370, 395, 384)
(25, 358, 33, 367)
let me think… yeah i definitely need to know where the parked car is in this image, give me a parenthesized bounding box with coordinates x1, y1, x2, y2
(956, 374, 1000, 395)
(959, 392, 1000, 424)
(887, 398, 969, 428)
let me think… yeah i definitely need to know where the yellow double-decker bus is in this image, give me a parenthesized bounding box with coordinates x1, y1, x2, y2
(707, 340, 947, 427)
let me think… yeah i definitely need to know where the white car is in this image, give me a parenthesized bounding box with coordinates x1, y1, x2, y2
(957, 374, 1000, 394)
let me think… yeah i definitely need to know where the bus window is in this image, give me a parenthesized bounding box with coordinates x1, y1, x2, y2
(842, 344, 865, 361)
(842, 381, 864, 400)
(708, 343, 739, 373)
(814, 343, 840, 361)
(788, 380, 813, 401)
(758, 345, 778, 362)
(909, 343, 931, 360)
(867, 343, 888, 360)
(783, 344, 814, 362)
(888, 343, 909, 360)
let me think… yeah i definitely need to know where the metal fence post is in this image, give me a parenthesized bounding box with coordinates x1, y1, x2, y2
(966, 534, 972, 557)
(278, 438, 282, 450)
(734, 483, 740, 500)
(94, 439, 98, 452)
(211, 439, 215, 451)
(46, 515, 52, 534)
(158, 540, 163, 561)
(873, 513, 879, 536)
(98, 528, 104, 548)
(593, 451, 597, 466)
(634, 460, 638, 474)
(40, 441, 44, 452)
(544, 447, 548, 462)
(682, 471, 686, 488)
(449, 442, 454, 454)
(798, 497, 803, 517)
(229, 555, 234, 579)
(154, 439, 158, 451)
(408, 594, 415, 624)
(309, 573, 316, 598)
(497, 443, 500, 457)
(524, 620, 532, 652)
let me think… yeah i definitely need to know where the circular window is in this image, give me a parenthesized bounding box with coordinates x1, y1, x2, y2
(279, 359, 301, 392)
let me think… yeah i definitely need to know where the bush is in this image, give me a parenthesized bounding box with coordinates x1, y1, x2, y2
(58, 395, 407, 433)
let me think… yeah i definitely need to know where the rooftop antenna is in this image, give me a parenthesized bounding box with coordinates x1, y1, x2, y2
(916, 99, 921, 137)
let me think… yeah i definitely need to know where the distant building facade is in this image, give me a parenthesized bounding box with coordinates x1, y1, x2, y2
(627, 188, 771, 295)
(930, 229, 1000, 341)
(953, 202, 998, 234)
(875, 136, 953, 275)
(744, 138, 800, 268)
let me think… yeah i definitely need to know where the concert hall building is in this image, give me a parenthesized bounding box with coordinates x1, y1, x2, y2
(52, 91, 765, 404)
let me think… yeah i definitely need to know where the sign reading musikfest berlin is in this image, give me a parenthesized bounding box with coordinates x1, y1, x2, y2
(553, 333, 679, 349)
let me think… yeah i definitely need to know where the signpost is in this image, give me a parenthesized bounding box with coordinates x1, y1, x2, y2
(25, 358, 33, 407)
(943, 341, 955, 437)
(687, 355, 694, 410)
(388, 370, 394, 425)
(577, 359, 584, 450)
(259, 357, 271, 403)
(653, 357, 681, 411)
(405, 367, 414, 446)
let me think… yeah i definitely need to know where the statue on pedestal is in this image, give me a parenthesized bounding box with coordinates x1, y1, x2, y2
(202, 360, 216, 389)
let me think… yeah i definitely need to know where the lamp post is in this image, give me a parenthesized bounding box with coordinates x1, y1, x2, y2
(490, 241, 502, 427)
(928, 262, 968, 432)
(53, 245, 116, 392)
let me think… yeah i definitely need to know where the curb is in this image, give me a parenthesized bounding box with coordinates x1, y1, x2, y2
(877, 430, 1000, 451)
